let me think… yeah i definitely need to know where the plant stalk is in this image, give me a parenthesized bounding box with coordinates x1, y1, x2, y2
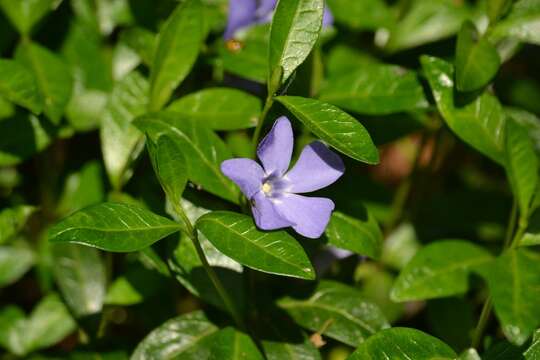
(251, 96, 274, 156)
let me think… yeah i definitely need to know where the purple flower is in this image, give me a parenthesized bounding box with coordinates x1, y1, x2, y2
(221, 117, 345, 238)
(224, 0, 333, 40)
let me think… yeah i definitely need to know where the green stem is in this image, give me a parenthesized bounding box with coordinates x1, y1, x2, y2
(173, 202, 246, 330)
(251, 96, 274, 156)
(471, 296, 493, 349)
(503, 200, 518, 248)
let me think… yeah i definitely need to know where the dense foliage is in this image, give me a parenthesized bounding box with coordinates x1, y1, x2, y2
(1, 0, 540, 359)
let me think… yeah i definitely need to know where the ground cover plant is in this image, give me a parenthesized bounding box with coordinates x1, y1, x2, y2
(1, 0, 540, 359)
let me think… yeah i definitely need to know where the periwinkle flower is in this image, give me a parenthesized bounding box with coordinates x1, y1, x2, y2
(221, 117, 344, 238)
(224, 0, 334, 40)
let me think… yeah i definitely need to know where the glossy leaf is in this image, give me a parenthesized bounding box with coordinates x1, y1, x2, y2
(0, 59, 42, 114)
(348, 327, 456, 359)
(319, 64, 428, 115)
(16, 41, 73, 124)
(278, 280, 389, 346)
(149, 0, 203, 110)
(131, 311, 218, 360)
(276, 96, 379, 164)
(262, 334, 321, 360)
(325, 210, 382, 259)
(421, 56, 506, 165)
(196, 211, 315, 280)
(0, 0, 56, 35)
(0, 245, 34, 287)
(525, 329, 540, 359)
(134, 112, 239, 203)
(147, 135, 188, 208)
(48, 202, 182, 252)
(326, 0, 392, 30)
(0, 205, 36, 244)
(455, 21, 500, 92)
(0, 293, 76, 356)
(52, 243, 106, 317)
(168, 88, 261, 130)
(385, 0, 471, 52)
(268, 0, 324, 83)
(57, 161, 104, 216)
(485, 249, 540, 345)
(505, 118, 539, 220)
(100, 71, 148, 190)
(491, 0, 540, 46)
(121, 27, 157, 66)
(210, 327, 264, 360)
(391, 240, 493, 302)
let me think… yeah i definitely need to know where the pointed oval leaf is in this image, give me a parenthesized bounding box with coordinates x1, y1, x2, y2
(52, 243, 106, 317)
(276, 95, 379, 164)
(269, 0, 324, 83)
(455, 21, 500, 92)
(100, 71, 149, 190)
(279, 280, 389, 347)
(131, 311, 218, 360)
(149, 0, 203, 110)
(0, 245, 34, 287)
(0, 0, 56, 35)
(325, 210, 383, 259)
(147, 134, 188, 206)
(505, 118, 539, 220)
(421, 55, 506, 165)
(196, 211, 315, 280)
(348, 327, 457, 359)
(485, 249, 540, 345)
(490, 0, 540, 46)
(168, 88, 261, 130)
(48, 202, 182, 252)
(210, 327, 264, 360)
(0, 59, 42, 114)
(319, 64, 428, 115)
(16, 41, 73, 124)
(0, 205, 36, 244)
(134, 112, 239, 204)
(391, 240, 493, 302)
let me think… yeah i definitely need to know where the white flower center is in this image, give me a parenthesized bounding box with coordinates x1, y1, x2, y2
(262, 182, 272, 195)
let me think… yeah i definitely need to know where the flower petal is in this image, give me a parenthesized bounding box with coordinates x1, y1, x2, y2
(322, 6, 334, 28)
(273, 194, 334, 238)
(284, 141, 344, 193)
(257, 116, 293, 176)
(255, 0, 276, 21)
(224, 0, 258, 39)
(221, 158, 265, 198)
(251, 191, 292, 230)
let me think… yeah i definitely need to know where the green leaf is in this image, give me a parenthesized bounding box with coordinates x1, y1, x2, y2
(105, 264, 165, 306)
(210, 327, 264, 360)
(57, 161, 104, 216)
(268, 0, 324, 83)
(421, 55, 506, 165)
(220, 24, 269, 83)
(100, 71, 149, 190)
(262, 333, 321, 360)
(0, 245, 34, 287)
(0, 205, 36, 244)
(0, 59, 42, 114)
(147, 135, 188, 208)
(0, 112, 55, 166)
(319, 63, 428, 115)
(48, 202, 182, 252)
(525, 330, 540, 359)
(505, 118, 539, 220)
(279, 280, 389, 347)
(0, 293, 76, 356)
(168, 88, 261, 130)
(459, 349, 482, 360)
(326, 45, 379, 78)
(324, 210, 382, 259)
(348, 327, 457, 359)
(326, 0, 392, 30)
(196, 211, 315, 280)
(455, 21, 501, 92)
(149, 0, 203, 110)
(381, 222, 420, 270)
(276, 96, 378, 164)
(134, 112, 239, 204)
(391, 240, 493, 302)
(485, 249, 540, 345)
(0, 0, 57, 35)
(52, 243, 106, 317)
(490, 0, 540, 46)
(488, 0, 513, 22)
(385, 0, 471, 52)
(16, 41, 73, 124)
(120, 27, 156, 66)
(131, 311, 218, 360)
